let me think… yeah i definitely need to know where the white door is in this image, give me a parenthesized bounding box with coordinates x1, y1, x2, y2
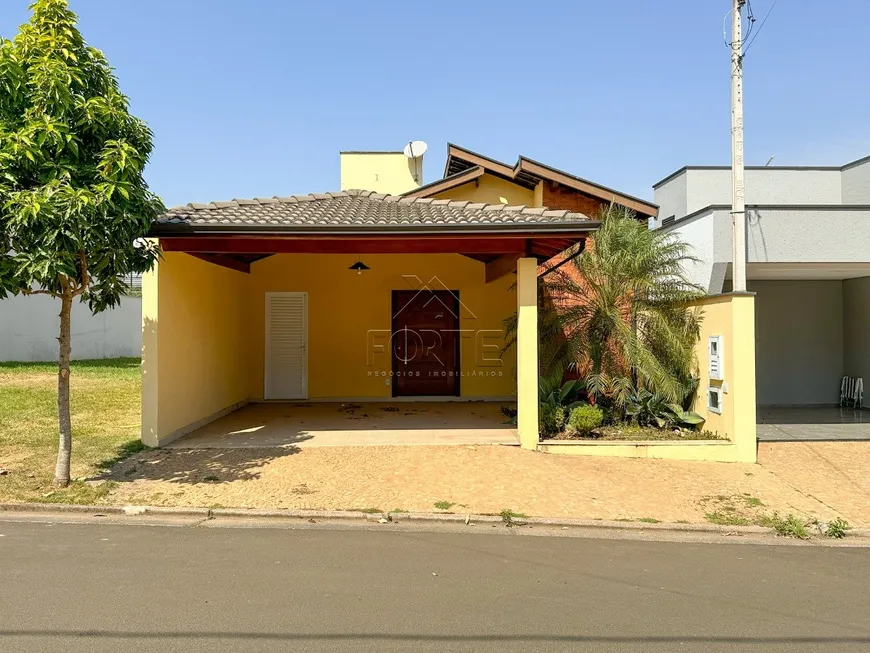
(265, 292, 308, 399)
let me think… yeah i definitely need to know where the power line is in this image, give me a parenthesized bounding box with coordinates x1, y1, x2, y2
(744, 0, 757, 43)
(743, 0, 777, 54)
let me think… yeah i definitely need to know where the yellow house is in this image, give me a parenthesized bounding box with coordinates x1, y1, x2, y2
(143, 143, 758, 464)
(142, 144, 659, 452)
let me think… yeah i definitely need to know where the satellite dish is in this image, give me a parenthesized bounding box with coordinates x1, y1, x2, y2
(403, 140, 428, 159)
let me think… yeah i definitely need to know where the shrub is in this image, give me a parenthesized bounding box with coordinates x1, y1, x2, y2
(624, 387, 705, 430)
(540, 404, 567, 436)
(566, 404, 604, 436)
(825, 518, 850, 539)
(759, 513, 809, 539)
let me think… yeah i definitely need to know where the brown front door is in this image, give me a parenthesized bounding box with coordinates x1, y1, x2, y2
(391, 290, 460, 397)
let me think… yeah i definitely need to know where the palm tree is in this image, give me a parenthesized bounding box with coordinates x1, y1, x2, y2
(506, 204, 704, 407)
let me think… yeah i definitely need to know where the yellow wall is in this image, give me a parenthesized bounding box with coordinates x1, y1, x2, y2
(516, 258, 539, 449)
(248, 254, 517, 400)
(432, 173, 536, 206)
(533, 181, 544, 207)
(142, 252, 251, 446)
(539, 293, 758, 463)
(690, 293, 757, 462)
(340, 152, 421, 195)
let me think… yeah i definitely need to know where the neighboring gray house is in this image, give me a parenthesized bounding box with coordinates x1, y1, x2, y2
(654, 155, 870, 408)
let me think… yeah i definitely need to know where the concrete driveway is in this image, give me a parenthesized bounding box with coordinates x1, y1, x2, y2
(756, 406, 870, 441)
(167, 401, 519, 448)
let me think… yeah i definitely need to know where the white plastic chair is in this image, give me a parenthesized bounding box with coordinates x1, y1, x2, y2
(840, 376, 864, 409)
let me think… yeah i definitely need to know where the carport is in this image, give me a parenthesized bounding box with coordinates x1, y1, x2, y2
(728, 264, 870, 441)
(164, 401, 519, 449)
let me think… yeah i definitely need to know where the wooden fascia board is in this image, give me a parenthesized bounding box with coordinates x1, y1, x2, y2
(402, 167, 484, 198)
(159, 233, 596, 256)
(445, 144, 516, 177)
(517, 159, 658, 217)
(442, 145, 657, 216)
(164, 236, 529, 255)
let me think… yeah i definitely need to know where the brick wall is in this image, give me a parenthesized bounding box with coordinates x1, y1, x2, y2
(541, 183, 606, 218)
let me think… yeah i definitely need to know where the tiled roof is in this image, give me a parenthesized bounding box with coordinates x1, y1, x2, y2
(154, 189, 593, 232)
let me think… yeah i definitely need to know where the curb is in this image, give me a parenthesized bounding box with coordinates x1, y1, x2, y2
(2, 502, 867, 538)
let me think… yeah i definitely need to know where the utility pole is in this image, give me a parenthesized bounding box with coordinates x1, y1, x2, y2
(731, 0, 747, 291)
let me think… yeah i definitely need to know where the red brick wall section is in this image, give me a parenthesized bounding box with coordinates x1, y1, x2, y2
(541, 183, 606, 219)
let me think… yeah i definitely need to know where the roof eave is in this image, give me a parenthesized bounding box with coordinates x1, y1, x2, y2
(149, 221, 602, 238)
(441, 144, 658, 218)
(401, 166, 484, 198)
(516, 157, 659, 217)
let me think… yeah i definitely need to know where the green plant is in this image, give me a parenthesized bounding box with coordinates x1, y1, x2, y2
(704, 511, 751, 527)
(505, 205, 705, 405)
(539, 404, 566, 436)
(759, 513, 809, 539)
(500, 509, 527, 526)
(539, 368, 585, 412)
(538, 367, 586, 435)
(0, 0, 163, 487)
(624, 387, 705, 430)
(566, 404, 604, 436)
(815, 517, 850, 539)
(433, 501, 455, 511)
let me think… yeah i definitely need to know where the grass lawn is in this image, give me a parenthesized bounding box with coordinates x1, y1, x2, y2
(0, 358, 142, 504)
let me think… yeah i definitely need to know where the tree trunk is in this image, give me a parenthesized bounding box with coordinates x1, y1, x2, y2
(54, 290, 73, 487)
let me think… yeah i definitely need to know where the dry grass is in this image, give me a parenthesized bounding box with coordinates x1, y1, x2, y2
(0, 358, 142, 503)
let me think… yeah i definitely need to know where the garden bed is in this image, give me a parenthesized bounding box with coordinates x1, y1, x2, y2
(549, 424, 726, 442)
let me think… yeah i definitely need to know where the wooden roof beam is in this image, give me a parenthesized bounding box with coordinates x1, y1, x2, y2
(485, 254, 522, 284)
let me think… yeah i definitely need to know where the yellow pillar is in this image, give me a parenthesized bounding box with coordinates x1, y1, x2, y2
(730, 293, 758, 462)
(140, 249, 160, 447)
(516, 257, 539, 449)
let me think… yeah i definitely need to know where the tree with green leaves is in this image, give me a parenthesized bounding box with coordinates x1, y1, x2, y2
(506, 204, 704, 408)
(0, 0, 162, 486)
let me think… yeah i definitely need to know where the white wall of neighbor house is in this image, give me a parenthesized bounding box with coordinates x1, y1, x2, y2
(0, 294, 142, 362)
(841, 158, 870, 203)
(751, 280, 844, 406)
(843, 276, 870, 385)
(654, 168, 844, 226)
(667, 209, 716, 291)
(652, 170, 688, 222)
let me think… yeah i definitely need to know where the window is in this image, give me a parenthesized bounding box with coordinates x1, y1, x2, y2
(708, 336, 723, 381)
(708, 387, 723, 414)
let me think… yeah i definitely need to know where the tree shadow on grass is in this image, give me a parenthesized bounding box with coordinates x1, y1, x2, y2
(97, 445, 304, 485)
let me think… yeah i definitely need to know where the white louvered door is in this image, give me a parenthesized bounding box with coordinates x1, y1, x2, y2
(265, 292, 308, 400)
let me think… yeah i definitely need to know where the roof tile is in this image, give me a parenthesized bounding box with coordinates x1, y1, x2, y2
(154, 189, 592, 232)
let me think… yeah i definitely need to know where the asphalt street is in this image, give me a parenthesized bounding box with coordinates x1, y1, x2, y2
(1, 518, 869, 652)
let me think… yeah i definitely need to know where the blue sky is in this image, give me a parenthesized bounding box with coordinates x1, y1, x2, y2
(2, 1, 869, 207)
